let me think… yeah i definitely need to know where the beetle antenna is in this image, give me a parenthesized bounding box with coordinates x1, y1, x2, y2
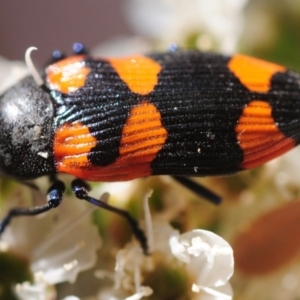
(25, 47, 44, 87)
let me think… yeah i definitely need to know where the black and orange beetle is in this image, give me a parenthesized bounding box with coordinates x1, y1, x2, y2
(0, 43, 300, 252)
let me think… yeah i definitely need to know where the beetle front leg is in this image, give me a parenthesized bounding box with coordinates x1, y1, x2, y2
(71, 178, 148, 254)
(0, 180, 65, 235)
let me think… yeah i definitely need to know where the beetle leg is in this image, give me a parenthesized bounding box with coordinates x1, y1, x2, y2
(71, 178, 148, 254)
(0, 180, 65, 235)
(172, 176, 222, 205)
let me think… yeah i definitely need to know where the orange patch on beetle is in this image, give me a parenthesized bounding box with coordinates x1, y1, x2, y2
(228, 54, 286, 92)
(46, 55, 91, 94)
(54, 122, 97, 169)
(236, 100, 295, 169)
(55, 101, 168, 181)
(233, 200, 300, 275)
(107, 55, 162, 95)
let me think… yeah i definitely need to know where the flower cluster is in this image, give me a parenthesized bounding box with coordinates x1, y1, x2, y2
(89, 191, 234, 300)
(0, 177, 234, 299)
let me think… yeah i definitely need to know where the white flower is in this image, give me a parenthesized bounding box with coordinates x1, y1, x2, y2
(96, 191, 234, 299)
(0, 56, 28, 94)
(14, 281, 56, 300)
(125, 0, 248, 53)
(92, 36, 153, 57)
(170, 230, 233, 300)
(0, 181, 103, 298)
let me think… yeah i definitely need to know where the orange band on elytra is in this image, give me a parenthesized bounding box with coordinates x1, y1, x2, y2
(46, 56, 91, 94)
(236, 100, 295, 169)
(54, 122, 98, 168)
(228, 54, 286, 93)
(107, 55, 162, 95)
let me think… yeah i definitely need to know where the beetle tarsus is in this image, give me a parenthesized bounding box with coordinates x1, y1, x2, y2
(71, 178, 149, 254)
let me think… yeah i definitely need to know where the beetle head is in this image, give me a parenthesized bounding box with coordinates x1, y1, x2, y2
(0, 76, 56, 179)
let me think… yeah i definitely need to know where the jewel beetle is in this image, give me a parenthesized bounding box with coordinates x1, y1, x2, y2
(0, 43, 300, 253)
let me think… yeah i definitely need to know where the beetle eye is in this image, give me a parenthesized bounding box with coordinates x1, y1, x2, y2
(72, 42, 88, 55)
(52, 50, 66, 62)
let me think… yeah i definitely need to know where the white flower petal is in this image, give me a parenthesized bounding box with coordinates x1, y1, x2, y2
(14, 281, 56, 300)
(171, 229, 234, 288)
(124, 286, 153, 300)
(2, 193, 102, 285)
(169, 234, 190, 264)
(31, 201, 102, 284)
(97, 287, 129, 300)
(150, 220, 180, 254)
(125, 0, 248, 52)
(0, 56, 28, 94)
(92, 36, 152, 57)
(193, 282, 233, 300)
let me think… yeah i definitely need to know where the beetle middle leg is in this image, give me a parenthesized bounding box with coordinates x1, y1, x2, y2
(71, 178, 148, 254)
